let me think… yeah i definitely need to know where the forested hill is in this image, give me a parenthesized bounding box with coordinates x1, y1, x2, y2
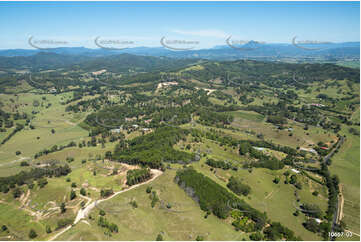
(0, 52, 200, 72)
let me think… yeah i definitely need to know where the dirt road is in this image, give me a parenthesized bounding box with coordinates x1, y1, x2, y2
(48, 169, 163, 241)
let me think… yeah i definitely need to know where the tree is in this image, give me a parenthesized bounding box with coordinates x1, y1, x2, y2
(12, 187, 22, 198)
(303, 219, 320, 233)
(239, 142, 251, 155)
(37, 178, 48, 188)
(273, 177, 280, 184)
(196, 235, 204, 241)
(29, 229, 37, 239)
(15, 151, 21, 155)
(146, 186, 152, 193)
(227, 176, 251, 196)
(71, 182, 77, 188)
(51, 129, 55, 134)
(60, 202, 66, 213)
(109, 223, 118, 233)
(156, 233, 163, 241)
(99, 210, 106, 216)
(1, 225, 7, 231)
(46, 225, 52, 233)
(80, 188, 86, 196)
(301, 203, 323, 218)
(70, 190, 76, 200)
(250, 232, 263, 241)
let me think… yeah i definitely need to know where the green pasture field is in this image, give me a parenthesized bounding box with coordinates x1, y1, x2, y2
(330, 125, 360, 240)
(0, 93, 88, 165)
(56, 169, 247, 241)
(192, 158, 328, 241)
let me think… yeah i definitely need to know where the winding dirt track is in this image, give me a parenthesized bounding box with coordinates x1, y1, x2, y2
(48, 169, 163, 241)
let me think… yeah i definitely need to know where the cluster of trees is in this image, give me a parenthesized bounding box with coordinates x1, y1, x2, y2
(100, 189, 114, 198)
(197, 108, 234, 127)
(232, 212, 255, 232)
(190, 128, 239, 148)
(113, 126, 196, 169)
(175, 167, 267, 230)
(263, 222, 301, 240)
(301, 142, 341, 239)
(34, 141, 77, 158)
(205, 159, 233, 170)
(175, 167, 301, 239)
(56, 218, 73, 230)
(97, 216, 118, 233)
(300, 203, 323, 218)
(240, 146, 285, 170)
(245, 101, 342, 133)
(239, 139, 297, 157)
(1, 123, 24, 145)
(266, 115, 287, 125)
(227, 176, 251, 196)
(126, 168, 152, 186)
(0, 164, 71, 193)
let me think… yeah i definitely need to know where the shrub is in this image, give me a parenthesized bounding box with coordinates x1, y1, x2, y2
(46, 225, 52, 233)
(70, 190, 76, 200)
(80, 188, 86, 196)
(156, 234, 163, 241)
(12, 187, 22, 198)
(56, 218, 73, 229)
(29, 229, 37, 239)
(60, 202, 66, 213)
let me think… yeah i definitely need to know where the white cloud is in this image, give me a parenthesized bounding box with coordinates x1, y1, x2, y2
(171, 29, 228, 38)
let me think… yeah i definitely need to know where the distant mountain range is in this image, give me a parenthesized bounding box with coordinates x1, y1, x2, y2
(0, 42, 359, 61)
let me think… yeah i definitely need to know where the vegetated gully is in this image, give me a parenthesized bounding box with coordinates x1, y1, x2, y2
(49, 169, 163, 241)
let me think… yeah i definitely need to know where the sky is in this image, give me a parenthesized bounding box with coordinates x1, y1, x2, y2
(0, 1, 359, 49)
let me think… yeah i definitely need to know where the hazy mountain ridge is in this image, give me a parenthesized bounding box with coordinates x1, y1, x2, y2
(0, 42, 359, 61)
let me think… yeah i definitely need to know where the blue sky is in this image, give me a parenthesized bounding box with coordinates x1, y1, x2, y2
(0, 1, 359, 49)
